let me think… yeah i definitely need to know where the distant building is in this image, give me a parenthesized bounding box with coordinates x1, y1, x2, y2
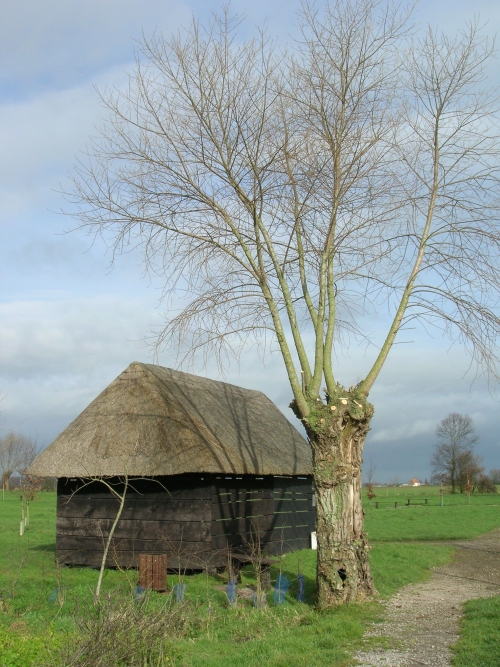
(408, 478, 421, 486)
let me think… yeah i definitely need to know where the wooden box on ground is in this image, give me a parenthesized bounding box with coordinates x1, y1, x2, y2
(139, 554, 167, 591)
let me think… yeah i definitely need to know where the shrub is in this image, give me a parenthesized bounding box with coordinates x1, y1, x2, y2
(52, 592, 196, 667)
(476, 475, 498, 494)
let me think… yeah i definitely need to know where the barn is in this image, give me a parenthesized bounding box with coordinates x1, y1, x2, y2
(30, 362, 315, 570)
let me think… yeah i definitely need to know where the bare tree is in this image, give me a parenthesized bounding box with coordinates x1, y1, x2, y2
(431, 413, 479, 493)
(17, 437, 39, 481)
(68, 2, 500, 606)
(63, 472, 168, 602)
(94, 475, 129, 602)
(476, 473, 498, 493)
(364, 458, 377, 486)
(456, 448, 484, 493)
(0, 432, 36, 498)
(489, 468, 500, 484)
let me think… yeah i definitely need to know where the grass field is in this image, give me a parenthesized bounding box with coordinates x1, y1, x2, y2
(364, 484, 500, 541)
(452, 596, 500, 667)
(0, 486, 498, 667)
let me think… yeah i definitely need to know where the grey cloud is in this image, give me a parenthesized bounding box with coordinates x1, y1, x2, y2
(363, 345, 499, 481)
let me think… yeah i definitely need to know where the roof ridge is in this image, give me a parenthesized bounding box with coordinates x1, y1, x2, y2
(135, 361, 268, 398)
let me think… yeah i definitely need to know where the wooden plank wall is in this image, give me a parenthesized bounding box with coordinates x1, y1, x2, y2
(210, 475, 315, 558)
(270, 476, 315, 554)
(56, 474, 316, 569)
(56, 475, 213, 569)
(211, 476, 274, 557)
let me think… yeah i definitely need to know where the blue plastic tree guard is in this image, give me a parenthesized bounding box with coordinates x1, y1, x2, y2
(296, 573, 305, 602)
(48, 587, 65, 604)
(174, 582, 186, 602)
(133, 585, 145, 600)
(226, 580, 237, 605)
(273, 574, 290, 605)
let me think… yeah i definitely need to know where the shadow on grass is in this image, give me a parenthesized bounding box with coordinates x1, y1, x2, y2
(31, 542, 56, 552)
(274, 566, 316, 605)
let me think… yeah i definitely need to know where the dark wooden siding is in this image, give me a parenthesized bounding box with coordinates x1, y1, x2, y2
(56, 474, 315, 568)
(56, 475, 212, 569)
(269, 476, 315, 555)
(209, 475, 315, 557)
(211, 476, 275, 554)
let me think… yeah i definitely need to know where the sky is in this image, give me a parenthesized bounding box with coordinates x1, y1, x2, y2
(1, 0, 500, 483)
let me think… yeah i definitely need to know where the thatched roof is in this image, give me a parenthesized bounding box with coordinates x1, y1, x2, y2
(30, 362, 311, 477)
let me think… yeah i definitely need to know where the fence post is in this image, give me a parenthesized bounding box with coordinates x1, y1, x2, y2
(407, 498, 410, 506)
(394, 502, 398, 509)
(375, 502, 379, 509)
(425, 498, 428, 505)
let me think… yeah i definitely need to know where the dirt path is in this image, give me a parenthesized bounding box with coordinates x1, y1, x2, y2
(354, 530, 500, 667)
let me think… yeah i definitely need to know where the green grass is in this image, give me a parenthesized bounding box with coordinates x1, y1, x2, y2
(365, 483, 500, 507)
(364, 485, 500, 542)
(0, 488, 498, 667)
(452, 596, 500, 667)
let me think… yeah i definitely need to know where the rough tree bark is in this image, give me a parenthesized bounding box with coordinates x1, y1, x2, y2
(293, 389, 375, 605)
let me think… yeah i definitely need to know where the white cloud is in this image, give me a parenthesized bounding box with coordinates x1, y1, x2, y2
(0, 293, 162, 440)
(0, 294, 159, 379)
(0, 66, 130, 215)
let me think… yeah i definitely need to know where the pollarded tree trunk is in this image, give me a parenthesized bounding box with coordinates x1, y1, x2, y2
(296, 388, 376, 607)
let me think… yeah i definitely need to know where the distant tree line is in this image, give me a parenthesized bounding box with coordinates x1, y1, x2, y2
(490, 468, 500, 484)
(431, 413, 497, 493)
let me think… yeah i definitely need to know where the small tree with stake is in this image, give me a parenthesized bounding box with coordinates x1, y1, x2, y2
(68, 1, 500, 607)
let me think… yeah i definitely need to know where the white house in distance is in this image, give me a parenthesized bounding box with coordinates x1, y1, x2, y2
(409, 478, 421, 487)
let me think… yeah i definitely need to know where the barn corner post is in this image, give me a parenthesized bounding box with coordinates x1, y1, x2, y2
(291, 389, 375, 607)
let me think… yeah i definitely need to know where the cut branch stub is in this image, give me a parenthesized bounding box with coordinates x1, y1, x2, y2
(300, 388, 373, 433)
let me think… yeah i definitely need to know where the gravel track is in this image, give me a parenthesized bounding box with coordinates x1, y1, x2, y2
(354, 529, 500, 667)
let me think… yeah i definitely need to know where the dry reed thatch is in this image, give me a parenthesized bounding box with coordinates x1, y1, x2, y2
(29, 362, 311, 477)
